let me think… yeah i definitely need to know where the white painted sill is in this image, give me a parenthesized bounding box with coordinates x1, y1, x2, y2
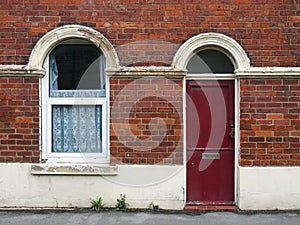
(31, 163, 118, 176)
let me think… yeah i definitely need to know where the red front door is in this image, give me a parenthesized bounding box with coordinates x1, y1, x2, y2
(186, 80, 235, 204)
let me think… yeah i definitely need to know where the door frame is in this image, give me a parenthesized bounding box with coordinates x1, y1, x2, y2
(183, 75, 239, 205)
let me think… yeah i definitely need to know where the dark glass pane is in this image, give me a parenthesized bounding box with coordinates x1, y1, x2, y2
(50, 44, 103, 90)
(187, 49, 234, 74)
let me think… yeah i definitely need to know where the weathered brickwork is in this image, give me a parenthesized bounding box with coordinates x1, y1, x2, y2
(0, 77, 40, 162)
(0, 0, 299, 66)
(110, 78, 183, 164)
(240, 79, 300, 166)
(0, 1, 299, 166)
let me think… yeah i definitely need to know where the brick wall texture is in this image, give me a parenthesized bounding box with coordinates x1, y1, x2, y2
(240, 79, 300, 166)
(0, 77, 40, 162)
(0, 0, 299, 66)
(0, 0, 300, 166)
(110, 78, 183, 165)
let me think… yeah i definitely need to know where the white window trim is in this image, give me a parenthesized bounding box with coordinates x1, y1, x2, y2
(186, 73, 235, 80)
(41, 55, 109, 164)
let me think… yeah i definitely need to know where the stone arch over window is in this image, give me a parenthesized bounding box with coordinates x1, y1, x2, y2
(172, 33, 250, 71)
(36, 25, 115, 163)
(28, 25, 119, 71)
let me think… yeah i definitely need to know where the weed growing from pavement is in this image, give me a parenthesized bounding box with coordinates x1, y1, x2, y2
(90, 196, 104, 211)
(115, 194, 129, 211)
(148, 201, 160, 211)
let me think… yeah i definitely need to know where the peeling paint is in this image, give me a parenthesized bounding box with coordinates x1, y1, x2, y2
(28, 25, 120, 70)
(106, 66, 186, 78)
(235, 67, 300, 78)
(0, 65, 45, 77)
(31, 164, 118, 176)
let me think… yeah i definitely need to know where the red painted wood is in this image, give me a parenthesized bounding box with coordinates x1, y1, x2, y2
(186, 80, 235, 203)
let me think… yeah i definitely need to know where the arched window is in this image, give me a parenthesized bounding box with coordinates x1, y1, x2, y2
(42, 39, 108, 163)
(32, 25, 118, 164)
(187, 49, 235, 74)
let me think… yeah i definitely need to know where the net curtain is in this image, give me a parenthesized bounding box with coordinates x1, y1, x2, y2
(49, 53, 105, 153)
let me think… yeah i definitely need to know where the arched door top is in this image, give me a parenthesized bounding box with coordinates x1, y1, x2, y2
(172, 33, 250, 71)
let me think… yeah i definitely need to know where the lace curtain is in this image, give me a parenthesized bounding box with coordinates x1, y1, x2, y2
(49, 53, 105, 153)
(52, 105, 102, 153)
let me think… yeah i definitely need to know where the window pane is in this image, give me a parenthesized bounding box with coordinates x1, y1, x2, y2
(52, 105, 102, 153)
(49, 44, 106, 97)
(187, 49, 234, 74)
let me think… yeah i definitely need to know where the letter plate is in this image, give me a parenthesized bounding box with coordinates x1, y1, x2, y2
(202, 153, 220, 160)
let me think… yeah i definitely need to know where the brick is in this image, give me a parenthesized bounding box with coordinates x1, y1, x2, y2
(250, 149, 266, 154)
(255, 131, 273, 137)
(273, 143, 289, 148)
(249, 137, 265, 142)
(284, 137, 299, 142)
(274, 131, 289, 136)
(240, 160, 252, 166)
(267, 113, 283, 119)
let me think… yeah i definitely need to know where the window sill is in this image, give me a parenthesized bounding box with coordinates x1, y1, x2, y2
(31, 163, 118, 176)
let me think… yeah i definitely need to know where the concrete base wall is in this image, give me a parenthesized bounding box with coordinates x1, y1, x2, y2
(237, 166, 300, 210)
(2, 163, 300, 210)
(0, 164, 185, 210)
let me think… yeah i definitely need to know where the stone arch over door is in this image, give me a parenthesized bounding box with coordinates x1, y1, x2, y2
(172, 32, 250, 71)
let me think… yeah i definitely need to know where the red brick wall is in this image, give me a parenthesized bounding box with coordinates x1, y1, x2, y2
(110, 77, 183, 165)
(1, 1, 299, 166)
(0, 77, 40, 162)
(240, 79, 300, 166)
(0, 0, 299, 66)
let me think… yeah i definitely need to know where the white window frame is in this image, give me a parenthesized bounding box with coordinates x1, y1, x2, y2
(41, 52, 109, 164)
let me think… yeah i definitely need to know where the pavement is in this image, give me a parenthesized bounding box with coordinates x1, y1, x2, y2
(0, 210, 300, 225)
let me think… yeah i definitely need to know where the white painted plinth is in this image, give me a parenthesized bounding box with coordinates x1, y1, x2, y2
(237, 166, 300, 210)
(0, 163, 185, 210)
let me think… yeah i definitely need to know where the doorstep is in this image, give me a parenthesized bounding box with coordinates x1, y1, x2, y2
(184, 202, 238, 212)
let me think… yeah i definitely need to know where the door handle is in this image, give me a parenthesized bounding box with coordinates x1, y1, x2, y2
(229, 127, 235, 138)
